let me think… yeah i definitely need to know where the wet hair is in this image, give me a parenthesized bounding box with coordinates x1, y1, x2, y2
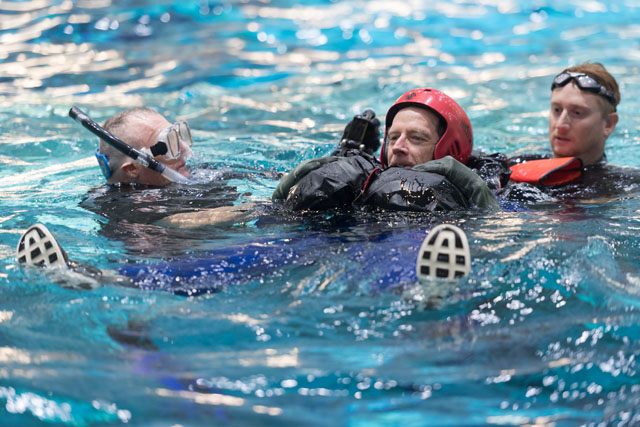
(564, 62, 620, 114)
(98, 107, 159, 183)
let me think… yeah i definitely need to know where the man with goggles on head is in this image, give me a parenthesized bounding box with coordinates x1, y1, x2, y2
(548, 62, 619, 166)
(95, 107, 193, 186)
(505, 62, 622, 190)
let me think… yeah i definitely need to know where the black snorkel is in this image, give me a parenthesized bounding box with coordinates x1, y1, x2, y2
(69, 106, 191, 184)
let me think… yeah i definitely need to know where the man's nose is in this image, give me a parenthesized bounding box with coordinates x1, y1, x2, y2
(556, 111, 571, 129)
(392, 134, 409, 152)
(179, 140, 193, 160)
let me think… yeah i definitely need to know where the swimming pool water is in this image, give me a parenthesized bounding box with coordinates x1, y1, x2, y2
(2, 0, 640, 425)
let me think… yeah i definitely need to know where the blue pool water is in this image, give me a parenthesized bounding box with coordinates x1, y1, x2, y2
(2, 0, 640, 425)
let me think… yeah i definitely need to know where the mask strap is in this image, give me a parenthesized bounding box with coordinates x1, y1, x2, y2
(94, 148, 112, 179)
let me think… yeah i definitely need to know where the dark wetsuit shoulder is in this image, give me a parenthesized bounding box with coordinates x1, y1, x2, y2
(545, 163, 640, 200)
(80, 180, 241, 224)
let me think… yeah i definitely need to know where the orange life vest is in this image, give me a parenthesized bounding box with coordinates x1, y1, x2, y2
(509, 157, 583, 186)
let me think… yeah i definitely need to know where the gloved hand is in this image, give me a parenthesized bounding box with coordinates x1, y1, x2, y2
(272, 156, 341, 201)
(413, 156, 501, 210)
(333, 109, 381, 156)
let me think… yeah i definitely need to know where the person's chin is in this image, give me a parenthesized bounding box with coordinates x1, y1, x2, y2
(552, 139, 574, 156)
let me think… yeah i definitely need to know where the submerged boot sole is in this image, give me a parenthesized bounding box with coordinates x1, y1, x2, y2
(416, 224, 470, 281)
(16, 224, 102, 290)
(16, 224, 69, 269)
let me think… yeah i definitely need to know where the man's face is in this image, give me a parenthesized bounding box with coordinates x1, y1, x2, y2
(549, 83, 617, 165)
(386, 107, 441, 168)
(132, 113, 191, 186)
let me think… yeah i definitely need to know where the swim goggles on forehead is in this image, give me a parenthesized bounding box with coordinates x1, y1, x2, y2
(149, 121, 193, 159)
(551, 71, 617, 108)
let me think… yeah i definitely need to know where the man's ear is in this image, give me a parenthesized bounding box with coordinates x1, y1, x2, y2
(120, 161, 140, 180)
(604, 112, 619, 138)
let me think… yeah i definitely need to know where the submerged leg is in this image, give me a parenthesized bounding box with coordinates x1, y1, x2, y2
(416, 224, 471, 281)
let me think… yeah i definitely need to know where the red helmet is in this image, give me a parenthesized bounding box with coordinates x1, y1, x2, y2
(380, 88, 473, 168)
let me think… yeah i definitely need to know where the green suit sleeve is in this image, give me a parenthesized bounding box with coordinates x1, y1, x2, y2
(412, 156, 500, 210)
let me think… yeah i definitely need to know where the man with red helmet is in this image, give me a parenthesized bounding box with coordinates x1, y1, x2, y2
(380, 88, 473, 168)
(272, 87, 507, 212)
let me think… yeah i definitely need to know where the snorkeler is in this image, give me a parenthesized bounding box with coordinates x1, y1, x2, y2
(71, 106, 265, 255)
(84, 106, 193, 186)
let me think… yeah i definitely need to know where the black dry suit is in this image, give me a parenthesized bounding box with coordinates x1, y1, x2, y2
(499, 153, 640, 204)
(272, 149, 509, 212)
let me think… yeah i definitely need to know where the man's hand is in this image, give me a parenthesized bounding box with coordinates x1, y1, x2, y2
(334, 109, 381, 155)
(413, 156, 500, 210)
(157, 203, 257, 228)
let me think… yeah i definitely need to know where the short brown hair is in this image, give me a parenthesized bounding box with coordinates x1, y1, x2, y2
(564, 62, 620, 114)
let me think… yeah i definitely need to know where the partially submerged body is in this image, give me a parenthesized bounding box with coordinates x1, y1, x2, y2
(501, 154, 640, 205)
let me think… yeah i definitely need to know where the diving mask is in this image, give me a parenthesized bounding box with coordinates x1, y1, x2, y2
(149, 121, 193, 160)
